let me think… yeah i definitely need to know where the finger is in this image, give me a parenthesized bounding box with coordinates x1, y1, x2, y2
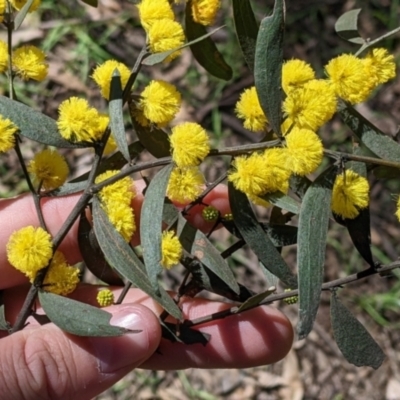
(0, 303, 161, 400)
(5, 285, 292, 370)
(70, 286, 293, 369)
(0, 181, 229, 290)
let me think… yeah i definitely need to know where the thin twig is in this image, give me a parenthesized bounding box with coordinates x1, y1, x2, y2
(183, 261, 400, 328)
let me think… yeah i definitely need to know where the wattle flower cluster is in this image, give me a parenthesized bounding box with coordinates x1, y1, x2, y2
(233, 49, 396, 218)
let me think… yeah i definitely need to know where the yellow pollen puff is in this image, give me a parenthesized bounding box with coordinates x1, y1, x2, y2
(325, 54, 374, 104)
(228, 149, 290, 199)
(170, 122, 210, 168)
(57, 97, 101, 143)
(91, 60, 131, 100)
(103, 201, 136, 242)
(137, 0, 174, 31)
(0, 0, 5, 23)
(97, 289, 115, 307)
(283, 79, 337, 131)
(161, 230, 183, 269)
(136, 80, 181, 127)
(282, 59, 315, 94)
(13, 45, 48, 81)
(43, 251, 80, 295)
(7, 226, 53, 281)
(167, 166, 205, 204)
(28, 148, 69, 191)
(285, 128, 323, 176)
(363, 48, 396, 87)
(0, 40, 7, 73)
(0, 115, 18, 153)
(235, 86, 268, 132)
(395, 197, 400, 222)
(191, 0, 220, 26)
(331, 170, 369, 219)
(95, 170, 134, 206)
(147, 19, 185, 62)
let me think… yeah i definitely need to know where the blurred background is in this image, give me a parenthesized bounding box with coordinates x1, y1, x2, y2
(1, 0, 400, 398)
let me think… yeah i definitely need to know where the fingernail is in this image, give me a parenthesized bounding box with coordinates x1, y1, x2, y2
(90, 307, 150, 374)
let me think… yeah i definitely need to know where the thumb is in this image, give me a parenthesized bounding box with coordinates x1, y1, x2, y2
(0, 304, 161, 400)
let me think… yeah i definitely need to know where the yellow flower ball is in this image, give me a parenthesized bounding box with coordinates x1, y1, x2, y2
(148, 19, 185, 62)
(57, 97, 101, 142)
(103, 201, 136, 242)
(13, 45, 48, 81)
(43, 251, 80, 295)
(28, 148, 69, 190)
(161, 230, 183, 269)
(136, 80, 181, 127)
(282, 59, 315, 94)
(0, 115, 18, 153)
(283, 79, 337, 131)
(285, 127, 323, 176)
(331, 170, 369, 219)
(395, 196, 400, 222)
(91, 60, 131, 100)
(170, 122, 210, 167)
(7, 226, 53, 281)
(235, 86, 268, 132)
(228, 149, 290, 198)
(137, 0, 174, 31)
(0, 40, 7, 72)
(0, 0, 5, 23)
(325, 54, 374, 104)
(363, 48, 396, 88)
(95, 170, 134, 207)
(191, 0, 220, 26)
(167, 167, 205, 204)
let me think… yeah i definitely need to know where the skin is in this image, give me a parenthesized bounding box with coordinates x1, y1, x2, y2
(0, 182, 293, 400)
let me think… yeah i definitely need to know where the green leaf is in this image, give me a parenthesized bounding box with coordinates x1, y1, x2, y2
(339, 102, 400, 163)
(129, 108, 171, 158)
(14, 0, 36, 30)
(289, 175, 312, 199)
(334, 9, 365, 44)
(263, 224, 298, 247)
(78, 211, 124, 286)
(232, 0, 259, 71)
(235, 287, 276, 313)
(263, 191, 300, 214)
(254, 0, 285, 136)
(228, 182, 297, 287)
(185, 2, 233, 81)
(38, 290, 129, 337)
(297, 166, 336, 339)
(142, 26, 227, 66)
(141, 165, 174, 292)
(80, 0, 98, 6)
(336, 208, 375, 268)
(0, 97, 86, 148)
(177, 215, 240, 294)
(92, 197, 182, 320)
(331, 292, 385, 369)
(109, 70, 130, 162)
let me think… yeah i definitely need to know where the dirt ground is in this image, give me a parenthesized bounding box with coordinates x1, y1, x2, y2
(1, 0, 400, 399)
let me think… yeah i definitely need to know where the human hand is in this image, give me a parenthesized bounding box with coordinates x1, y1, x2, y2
(0, 183, 293, 400)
